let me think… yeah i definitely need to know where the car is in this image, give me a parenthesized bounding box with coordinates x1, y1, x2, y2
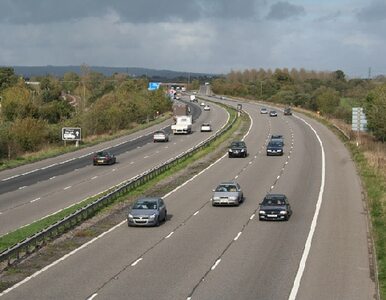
(200, 102, 206, 107)
(284, 107, 292, 115)
(228, 141, 248, 158)
(200, 123, 212, 132)
(266, 140, 284, 156)
(269, 110, 278, 117)
(127, 197, 167, 227)
(259, 194, 292, 221)
(203, 105, 211, 111)
(93, 151, 116, 165)
(260, 107, 268, 114)
(153, 130, 169, 142)
(212, 181, 244, 206)
(270, 134, 284, 146)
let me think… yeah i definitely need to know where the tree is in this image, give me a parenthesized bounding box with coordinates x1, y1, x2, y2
(314, 86, 340, 115)
(10, 117, 48, 152)
(0, 67, 17, 91)
(1, 85, 37, 121)
(365, 84, 386, 141)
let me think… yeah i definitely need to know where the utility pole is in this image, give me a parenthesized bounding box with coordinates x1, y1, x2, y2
(368, 67, 372, 79)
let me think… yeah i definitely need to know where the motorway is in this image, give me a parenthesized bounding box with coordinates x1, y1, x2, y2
(0, 97, 227, 236)
(0, 97, 377, 299)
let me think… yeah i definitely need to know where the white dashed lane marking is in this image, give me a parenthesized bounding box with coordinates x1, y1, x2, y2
(131, 258, 143, 267)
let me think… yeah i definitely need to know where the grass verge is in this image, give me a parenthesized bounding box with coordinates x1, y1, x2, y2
(348, 142, 386, 299)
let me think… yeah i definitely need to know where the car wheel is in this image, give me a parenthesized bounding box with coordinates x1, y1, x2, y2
(155, 216, 160, 227)
(164, 210, 167, 222)
(228, 154, 232, 158)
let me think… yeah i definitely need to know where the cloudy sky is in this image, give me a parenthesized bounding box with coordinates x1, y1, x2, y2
(0, 0, 385, 78)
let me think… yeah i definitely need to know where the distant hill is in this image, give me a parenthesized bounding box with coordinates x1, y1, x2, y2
(10, 65, 218, 80)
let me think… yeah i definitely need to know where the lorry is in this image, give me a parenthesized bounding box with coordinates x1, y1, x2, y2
(173, 103, 190, 117)
(171, 115, 192, 134)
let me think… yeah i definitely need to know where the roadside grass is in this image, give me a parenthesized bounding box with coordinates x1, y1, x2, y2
(0, 113, 172, 171)
(0, 106, 243, 255)
(348, 142, 386, 298)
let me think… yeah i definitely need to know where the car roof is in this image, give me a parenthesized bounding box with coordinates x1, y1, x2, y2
(135, 197, 161, 203)
(218, 181, 238, 185)
(264, 194, 286, 199)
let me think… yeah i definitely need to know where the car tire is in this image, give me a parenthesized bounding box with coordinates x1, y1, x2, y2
(155, 216, 160, 227)
(164, 211, 167, 222)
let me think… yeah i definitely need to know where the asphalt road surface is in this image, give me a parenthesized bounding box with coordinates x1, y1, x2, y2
(0, 97, 376, 299)
(0, 97, 227, 235)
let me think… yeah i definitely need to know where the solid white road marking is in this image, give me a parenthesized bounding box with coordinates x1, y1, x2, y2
(91, 176, 98, 180)
(193, 211, 199, 216)
(288, 116, 326, 300)
(250, 214, 255, 220)
(2, 174, 21, 181)
(50, 176, 56, 180)
(18, 186, 27, 190)
(63, 186, 71, 190)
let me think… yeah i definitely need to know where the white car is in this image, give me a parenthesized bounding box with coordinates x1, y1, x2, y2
(153, 130, 169, 142)
(200, 123, 212, 132)
(200, 102, 205, 107)
(260, 108, 268, 114)
(204, 105, 210, 111)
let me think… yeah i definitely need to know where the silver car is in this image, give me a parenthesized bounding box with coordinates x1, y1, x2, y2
(211, 181, 244, 206)
(127, 197, 167, 227)
(153, 130, 169, 142)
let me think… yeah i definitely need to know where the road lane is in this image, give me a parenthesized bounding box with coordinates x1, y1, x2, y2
(0, 98, 227, 235)
(0, 99, 376, 300)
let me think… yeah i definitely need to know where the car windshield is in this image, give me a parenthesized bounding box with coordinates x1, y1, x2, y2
(231, 142, 245, 148)
(268, 141, 282, 147)
(263, 197, 285, 206)
(96, 151, 108, 156)
(216, 185, 237, 192)
(155, 131, 164, 134)
(133, 200, 158, 210)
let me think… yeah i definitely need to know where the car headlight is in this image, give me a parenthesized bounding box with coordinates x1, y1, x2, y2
(267, 149, 272, 152)
(277, 149, 282, 152)
(259, 210, 265, 214)
(128, 213, 133, 219)
(229, 149, 233, 152)
(213, 196, 220, 200)
(229, 196, 238, 200)
(280, 210, 287, 214)
(241, 149, 245, 152)
(149, 214, 157, 219)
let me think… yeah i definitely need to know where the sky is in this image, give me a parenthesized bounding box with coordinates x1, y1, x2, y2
(0, 0, 385, 78)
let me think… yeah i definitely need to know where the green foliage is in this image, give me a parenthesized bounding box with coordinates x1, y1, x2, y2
(313, 86, 340, 115)
(38, 100, 74, 124)
(1, 85, 37, 121)
(10, 117, 48, 152)
(0, 67, 18, 91)
(365, 84, 386, 141)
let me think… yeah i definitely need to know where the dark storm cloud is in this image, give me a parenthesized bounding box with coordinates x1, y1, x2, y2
(266, 1, 305, 20)
(0, 0, 262, 24)
(357, 1, 386, 22)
